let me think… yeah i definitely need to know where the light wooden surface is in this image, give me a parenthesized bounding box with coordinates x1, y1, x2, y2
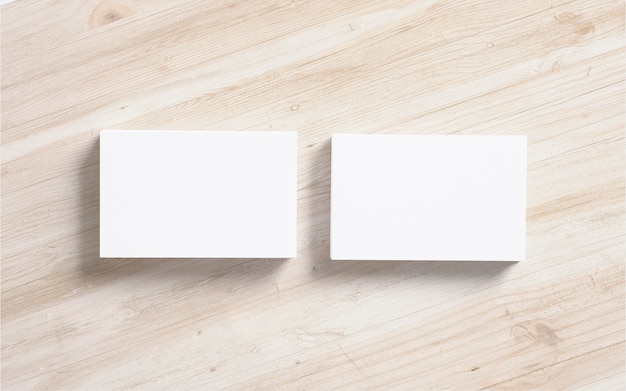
(1, 0, 624, 389)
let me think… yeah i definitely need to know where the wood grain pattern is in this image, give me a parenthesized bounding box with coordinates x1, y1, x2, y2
(1, 0, 624, 389)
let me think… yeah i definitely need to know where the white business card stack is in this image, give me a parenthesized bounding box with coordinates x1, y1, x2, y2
(330, 134, 526, 261)
(100, 130, 297, 258)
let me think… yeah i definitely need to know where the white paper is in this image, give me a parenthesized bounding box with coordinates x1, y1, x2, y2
(330, 134, 526, 261)
(100, 130, 297, 258)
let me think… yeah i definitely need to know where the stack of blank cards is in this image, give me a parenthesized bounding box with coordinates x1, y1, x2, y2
(100, 130, 526, 261)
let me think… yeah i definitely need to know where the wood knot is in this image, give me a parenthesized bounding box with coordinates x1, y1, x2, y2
(577, 22, 595, 35)
(554, 12, 582, 23)
(535, 323, 562, 346)
(89, 0, 134, 29)
(511, 321, 562, 346)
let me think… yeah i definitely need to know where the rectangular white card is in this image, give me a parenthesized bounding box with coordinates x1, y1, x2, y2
(330, 134, 526, 261)
(100, 130, 297, 258)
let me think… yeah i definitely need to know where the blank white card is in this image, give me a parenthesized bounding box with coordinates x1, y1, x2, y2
(100, 130, 297, 258)
(331, 134, 527, 261)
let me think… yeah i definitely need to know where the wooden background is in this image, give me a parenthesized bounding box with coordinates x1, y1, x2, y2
(2, 0, 624, 389)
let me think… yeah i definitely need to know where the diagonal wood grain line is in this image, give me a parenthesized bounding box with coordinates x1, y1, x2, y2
(478, 340, 626, 390)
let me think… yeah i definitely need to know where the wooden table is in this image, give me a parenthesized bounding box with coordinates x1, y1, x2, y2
(2, 1, 624, 389)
